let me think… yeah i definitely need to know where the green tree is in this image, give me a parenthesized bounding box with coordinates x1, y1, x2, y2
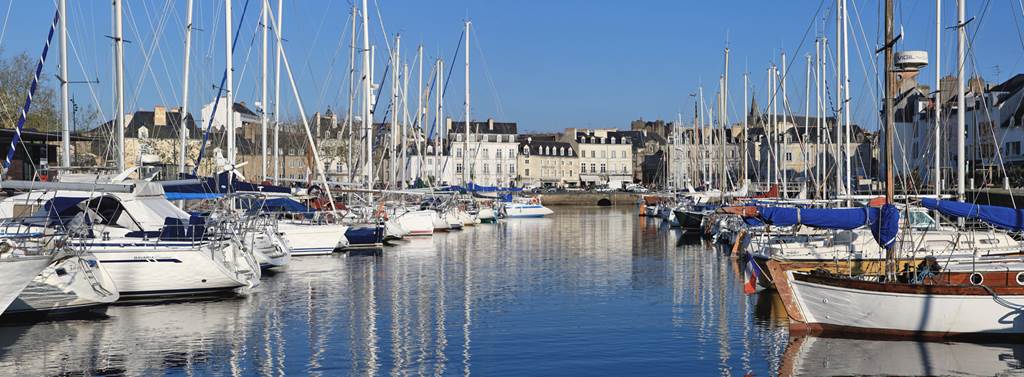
(0, 50, 59, 133)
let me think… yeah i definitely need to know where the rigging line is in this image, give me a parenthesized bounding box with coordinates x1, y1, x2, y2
(767, 0, 826, 115)
(298, 0, 336, 111)
(318, 11, 353, 112)
(0, 0, 12, 50)
(124, 0, 176, 111)
(193, 0, 252, 174)
(470, 26, 504, 121)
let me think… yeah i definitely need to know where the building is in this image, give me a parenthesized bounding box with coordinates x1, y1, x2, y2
(447, 118, 518, 187)
(618, 129, 669, 186)
(517, 137, 579, 188)
(562, 128, 633, 188)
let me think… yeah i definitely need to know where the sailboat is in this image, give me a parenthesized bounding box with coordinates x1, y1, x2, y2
(774, 0, 1024, 337)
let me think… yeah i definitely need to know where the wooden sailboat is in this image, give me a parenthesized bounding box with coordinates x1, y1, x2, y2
(774, 0, 1024, 338)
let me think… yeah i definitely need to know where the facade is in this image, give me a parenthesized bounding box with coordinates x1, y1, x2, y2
(517, 137, 579, 188)
(562, 128, 633, 188)
(447, 118, 518, 187)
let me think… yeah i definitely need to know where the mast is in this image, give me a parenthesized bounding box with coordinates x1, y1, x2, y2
(344, 5, 356, 183)
(436, 58, 443, 183)
(463, 20, 471, 185)
(224, 0, 236, 175)
(416, 45, 423, 185)
(114, 0, 125, 172)
(816, 37, 823, 198)
(401, 62, 409, 188)
(781, 52, 788, 197)
(804, 54, 811, 188)
(361, 0, 372, 189)
(260, 0, 268, 180)
(722, 47, 730, 192)
(834, 0, 843, 199)
(273, 0, 282, 183)
(934, 0, 942, 197)
(883, 0, 896, 278)
(59, 0, 70, 168)
(179, 0, 194, 177)
(390, 34, 400, 187)
(956, 0, 966, 202)
(842, 0, 852, 197)
(742, 72, 748, 185)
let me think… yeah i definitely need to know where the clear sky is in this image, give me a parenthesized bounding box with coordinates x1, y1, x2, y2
(3, 0, 1023, 133)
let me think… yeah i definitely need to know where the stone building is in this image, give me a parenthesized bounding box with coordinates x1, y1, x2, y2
(562, 128, 633, 189)
(517, 137, 579, 188)
(447, 118, 518, 187)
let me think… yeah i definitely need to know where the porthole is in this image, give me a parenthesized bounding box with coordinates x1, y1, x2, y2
(969, 272, 984, 286)
(1016, 272, 1024, 286)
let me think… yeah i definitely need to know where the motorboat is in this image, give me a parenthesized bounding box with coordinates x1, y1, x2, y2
(500, 197, 554, 218)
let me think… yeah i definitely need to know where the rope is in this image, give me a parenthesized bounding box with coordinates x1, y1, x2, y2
(2, 8, 59, 173)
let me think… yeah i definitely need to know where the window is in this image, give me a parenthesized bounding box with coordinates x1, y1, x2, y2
(610, 151, 616, 159)
(510, 164, 515, 174)
(483, 164, 490, 174)
(611, 137, 616, 144)
(456, 163, 463, 173)
(456, 148, 463, 157)
(785, 152, 793, 161)
(523, 146, 530, 156)
(600, 163, 606, 173)
(483, 148, 489, 158)
(496, 149, 503, 159)
(509, 148, 515, 158)
(590, 163, 596, 173)
(591, 151, 596, 158)
(622, 165, 627, 173)
(525, 168, 530, 176)
(580, 163, 586, 173)
(496, 164, 502, 173)
(600, 150, 606, 159)
(456, 134, 463, 142)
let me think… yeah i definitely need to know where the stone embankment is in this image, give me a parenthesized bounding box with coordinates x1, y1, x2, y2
(538, 192, 642, 206)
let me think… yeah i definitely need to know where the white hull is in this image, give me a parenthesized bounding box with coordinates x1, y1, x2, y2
(278, 222, 348, 255)
(0, 256, 53, 313)
(384, 218, 409, 240)
(396, 210, 435, 236)
(5, 252, 119, 316)
(432, 212, 450, 231)
(477, 207, 496, 222)
(503, 203, 554, 218)
(88, 242, 259, 298)
(787, 270, 1024, 335)
(247, 227, 291, 269)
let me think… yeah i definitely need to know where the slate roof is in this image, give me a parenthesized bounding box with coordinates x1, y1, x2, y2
(518, 140, 576, 157)
(448, 120, 517, 135)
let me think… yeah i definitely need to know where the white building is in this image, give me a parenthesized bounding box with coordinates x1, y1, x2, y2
(447, 119, 518, 187)
(563, 128, 633, 188)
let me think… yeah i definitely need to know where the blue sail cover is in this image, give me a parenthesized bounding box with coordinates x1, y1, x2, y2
(162, 173, 291, 200)
(922, 198, 1024, 232)
(443, 183, 523, 193)
(756, 204, 900, 248)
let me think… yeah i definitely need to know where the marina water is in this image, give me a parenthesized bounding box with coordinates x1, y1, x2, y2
(0, 207, 1022, 376)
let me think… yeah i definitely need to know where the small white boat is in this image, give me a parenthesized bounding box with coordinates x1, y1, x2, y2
(477, 207, 497, 223)
(395, 209, 435, 236)
(277, 221, 348, 255)
(501, 198, 554, 218)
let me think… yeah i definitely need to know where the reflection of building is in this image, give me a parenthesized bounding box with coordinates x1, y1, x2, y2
(562, 128, 633, 188)
(517, 137, 579, 188)
(447, 119, 518, 187)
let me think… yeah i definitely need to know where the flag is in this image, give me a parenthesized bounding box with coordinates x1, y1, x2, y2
(743, 258, 763, 295)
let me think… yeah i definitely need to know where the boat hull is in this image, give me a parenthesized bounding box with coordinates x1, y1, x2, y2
(0, 256, 53, 313)
(4, 252, 119, 318)
(87, 242, 258, 298)
(783, 270, 1024, 337)
(344, 225, 385, 248)
(278, 222, 347, 256)
(503, 204, 554, 218)
(673, 209, 705, 231)
(396, 210, 435, 236)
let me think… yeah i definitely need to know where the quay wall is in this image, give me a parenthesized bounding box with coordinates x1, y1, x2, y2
(539, 192, 641, 206)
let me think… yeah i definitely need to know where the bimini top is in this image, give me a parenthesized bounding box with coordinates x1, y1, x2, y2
(922, 198, 1024, 232)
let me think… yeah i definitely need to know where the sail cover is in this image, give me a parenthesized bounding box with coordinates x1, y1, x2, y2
(921, 198, 1024, 232)
(756, 204, 900, 248)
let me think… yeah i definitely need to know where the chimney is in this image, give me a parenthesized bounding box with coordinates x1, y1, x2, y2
(527, 136, 532, 143)
(488, 118, 494, 131)
(154, 106, 167, 126)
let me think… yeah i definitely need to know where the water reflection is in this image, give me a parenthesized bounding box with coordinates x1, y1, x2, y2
(0, 207, 1013, 375)
(779, 335, 1024, 376)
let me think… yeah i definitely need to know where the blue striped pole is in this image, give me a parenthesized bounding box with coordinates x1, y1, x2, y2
(2, 9, 59, 173)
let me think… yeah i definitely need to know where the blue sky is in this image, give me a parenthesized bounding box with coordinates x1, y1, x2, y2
(5, 0, 1024, 133)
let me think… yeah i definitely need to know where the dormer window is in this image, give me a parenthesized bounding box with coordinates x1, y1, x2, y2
(611, 137, 616, 144)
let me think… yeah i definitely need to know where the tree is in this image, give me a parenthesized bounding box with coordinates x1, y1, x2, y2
(0, 50, 59, 133)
